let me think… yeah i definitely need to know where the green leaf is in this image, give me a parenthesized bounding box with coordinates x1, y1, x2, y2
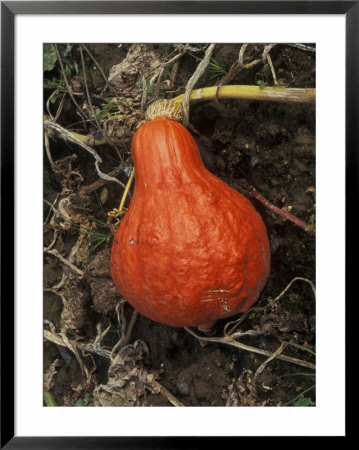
(146, 79, 154, 94)
(257, 80, 268, 90)
(64, 65, 72, 80)
(75, 392, 90, 406)
(63, 44, 73, 59)
(43, 44, 57, 72)
(282, 340, 316, 356)
(83, 392, 90, 405)
(285, 384, 316, 406)
(44, 77, 64, 90)
(293, 395, 315, 406)
(263, 63, 271, 80)
(73, 61, 79, 75)
(44, 391, 57, 406)
(279, 372, 315, 378)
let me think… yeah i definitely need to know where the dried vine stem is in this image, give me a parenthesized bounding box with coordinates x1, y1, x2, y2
(182, 43, 216, 126)
(44, 329, 111, 359)
(44, 130, 55, 169)
(186, 277, 316, 371)
(79, 167, 123, 195)
(288, 43, 316, 52)
(225, 276, 316, 338)
(43, 328, 183, 407)
(45, 248, 84, 277)
(217, 43, 268, 88)
(123, 309, 139, 347)
(185, 327, 315, 370)
(44, 120, 125, 189)
(266, 53, 279, 85)
(253, 342, 286, 384)
(149, 43, 202, 95)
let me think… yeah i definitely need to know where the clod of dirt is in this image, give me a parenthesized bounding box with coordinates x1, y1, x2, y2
(84, 247, 121, 314)
(175, 349, 230, 405)
(51, 192, 92, 232)
(256, 300, 315, 343)
(108, 44, 172, 100)
(59, 270, 88, 330)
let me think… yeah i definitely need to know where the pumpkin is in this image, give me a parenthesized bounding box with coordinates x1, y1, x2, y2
(111, 100, 270, 328)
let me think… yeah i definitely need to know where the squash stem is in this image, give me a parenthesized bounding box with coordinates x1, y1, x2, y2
(118, 168, 135, 214)
(107, 168, 135, 230)
(172, 85, 315, 104)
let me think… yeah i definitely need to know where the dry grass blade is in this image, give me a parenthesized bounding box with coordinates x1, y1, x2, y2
(153, 381, 184, 407)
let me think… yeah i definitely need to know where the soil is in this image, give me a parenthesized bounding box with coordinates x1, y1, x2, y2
(43, 43, 316, 407)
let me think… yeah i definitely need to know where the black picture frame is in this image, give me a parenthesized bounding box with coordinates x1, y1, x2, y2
(1, 1, 354, 447)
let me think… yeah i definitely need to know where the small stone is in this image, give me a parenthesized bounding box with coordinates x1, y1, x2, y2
(176, 380, 190, 396)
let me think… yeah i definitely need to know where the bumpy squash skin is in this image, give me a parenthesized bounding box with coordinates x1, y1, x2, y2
(111, 117, 270, 328)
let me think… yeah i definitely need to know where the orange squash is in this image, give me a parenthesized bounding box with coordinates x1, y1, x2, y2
(111, 100, 270, 328)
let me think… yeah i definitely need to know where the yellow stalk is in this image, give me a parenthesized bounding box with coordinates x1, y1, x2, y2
(172, 85, 315, 104)
(69, 131, 107, 146)
(107, 168, 135, 229)
(118, 168, 135, 214)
